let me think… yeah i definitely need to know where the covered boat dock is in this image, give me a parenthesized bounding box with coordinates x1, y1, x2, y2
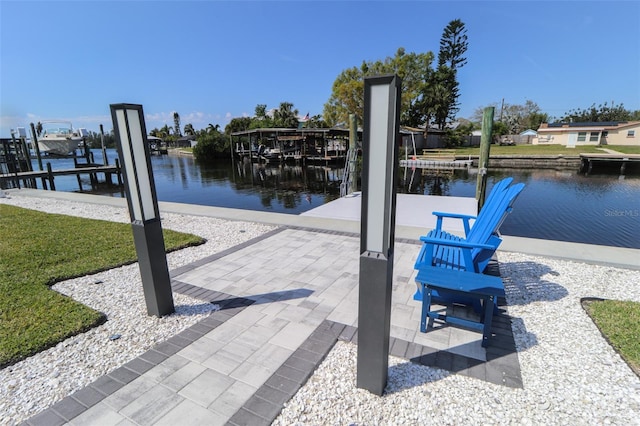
(230, 127, 362, 164)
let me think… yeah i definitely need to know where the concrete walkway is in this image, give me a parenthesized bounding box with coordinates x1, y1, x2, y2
(10, 188, 638, 425)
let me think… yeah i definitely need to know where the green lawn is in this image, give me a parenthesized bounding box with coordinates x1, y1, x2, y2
(583, 299, 640, 377)
(0, 204, 204, 368)
(449, 144, 640, 156)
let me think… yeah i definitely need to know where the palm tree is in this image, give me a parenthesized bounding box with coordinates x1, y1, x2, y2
(159, 124, 172, 139)
(206, 123, 220, 133)
(184, 123, 195, 136)
(173, 112, 182, 137)
(273, 102, 299, 128)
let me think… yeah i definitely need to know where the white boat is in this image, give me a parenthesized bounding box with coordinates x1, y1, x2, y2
(38, 121, 88, 156)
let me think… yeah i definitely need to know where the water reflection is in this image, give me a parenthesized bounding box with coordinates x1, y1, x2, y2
(22, 150, 639, 249)
(395, 165, 639, 249)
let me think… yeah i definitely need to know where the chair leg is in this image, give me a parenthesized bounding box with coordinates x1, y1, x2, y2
(412, 281, 423, 301)
(481, 295, 495, 347)
(420, 284, 432, 333)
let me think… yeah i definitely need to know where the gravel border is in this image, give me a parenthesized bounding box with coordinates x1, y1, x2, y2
(0, 192, 276, 425)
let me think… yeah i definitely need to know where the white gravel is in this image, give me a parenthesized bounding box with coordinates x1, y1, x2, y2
(274, 253, 640, 425)
(0, 191, 276, 425)
(2, 190, 640, 425)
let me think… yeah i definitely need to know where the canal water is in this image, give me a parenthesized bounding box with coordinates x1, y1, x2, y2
(24, 149, 640, 249)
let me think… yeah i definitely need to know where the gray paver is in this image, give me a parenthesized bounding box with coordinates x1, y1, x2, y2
(243, 395, 283, 423)
(154, 399, 226, 426)
(121, 357, 155, 376)
(25, 408, 66, 426)
(245, 342, 292, 371)
(143, 354, 191, 383)
(103, 376, 158, 412)
(268, 321, 316, 350)
(160, 361, 208, 392)
(71, 386, 104, 409)
(178, 368, 235, 407)
(176, 337, 225, 364)
(227, 407, 270, 426)
(50, 397, 87, 422)
(119, 385, 184, 425)
(68, 402, 127, 426)
(209, 380, 257, 417)
(91, 375, 125, 397)
(230, 361, 274, 388)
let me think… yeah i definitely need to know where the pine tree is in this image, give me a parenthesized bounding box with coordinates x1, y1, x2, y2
(438, 19, 468, 71)
(424, 19, 468, 129)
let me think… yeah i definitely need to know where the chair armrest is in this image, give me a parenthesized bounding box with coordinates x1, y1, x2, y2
(419, 235, 496, 251)
(432, 211, 477, 220)
(431, 211, 477, 235)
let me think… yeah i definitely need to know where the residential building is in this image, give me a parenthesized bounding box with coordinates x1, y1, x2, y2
(534, 121, 640, 146)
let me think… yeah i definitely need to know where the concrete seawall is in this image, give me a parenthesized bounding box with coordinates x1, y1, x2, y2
(461, 155, 582, 169)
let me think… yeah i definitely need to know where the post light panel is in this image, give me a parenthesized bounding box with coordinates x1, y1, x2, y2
(361, 75, 401, 256)
(112, 105, 158, 222)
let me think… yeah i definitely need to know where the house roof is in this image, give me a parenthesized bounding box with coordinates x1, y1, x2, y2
(231, 126, 425, 138)
(538, 121, 640, 133)
(230, 127, 358, 138)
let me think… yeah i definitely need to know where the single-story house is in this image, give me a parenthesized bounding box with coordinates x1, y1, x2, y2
(175, 135, 197, 148)
(534, 121, 640, 146)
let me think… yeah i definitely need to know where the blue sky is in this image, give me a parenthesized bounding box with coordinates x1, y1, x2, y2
(1, 0, 639, 136)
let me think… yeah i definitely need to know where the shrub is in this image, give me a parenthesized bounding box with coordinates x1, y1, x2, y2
(193, 131, 230, 161)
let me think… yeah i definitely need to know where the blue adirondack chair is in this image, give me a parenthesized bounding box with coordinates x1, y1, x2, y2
(412, 179, 525, 346)
(413, 179, 525, 309)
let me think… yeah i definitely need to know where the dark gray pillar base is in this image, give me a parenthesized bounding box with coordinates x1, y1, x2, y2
(132, 220, 175, 317)
(356, 251, 393, 395)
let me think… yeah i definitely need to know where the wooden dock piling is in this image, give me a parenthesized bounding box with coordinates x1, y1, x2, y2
(476, 107, 494, 210)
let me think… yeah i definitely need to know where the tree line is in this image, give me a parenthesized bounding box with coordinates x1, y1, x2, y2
(76, 17, 640, 156)
(324, 19, 468, 131)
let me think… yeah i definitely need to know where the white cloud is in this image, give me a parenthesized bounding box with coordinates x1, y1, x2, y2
(1, 113, 111, 136)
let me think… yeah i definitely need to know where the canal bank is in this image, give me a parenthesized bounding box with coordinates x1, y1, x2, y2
(463, 154, 581, 169)
(4, 148, 639, 249)
(4, 188, 638, 270)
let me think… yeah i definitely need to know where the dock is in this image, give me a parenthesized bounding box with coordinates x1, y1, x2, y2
(399, 159, 472, 169)
(301, 192, 477, 235)
(399, 149, 472, 171)
(0, 161, 122, 192)
(579, 153, 640, 174)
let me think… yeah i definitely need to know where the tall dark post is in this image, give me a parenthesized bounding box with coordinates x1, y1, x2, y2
(349, 113, 358, 194)
(111, 103, 174, 317)
(357, 75, 401, 396)
(100, 124, 109, 165)
(476, 107, 494, 210)
(29, 123, 45, 174)
(30, 123, 47, 189)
